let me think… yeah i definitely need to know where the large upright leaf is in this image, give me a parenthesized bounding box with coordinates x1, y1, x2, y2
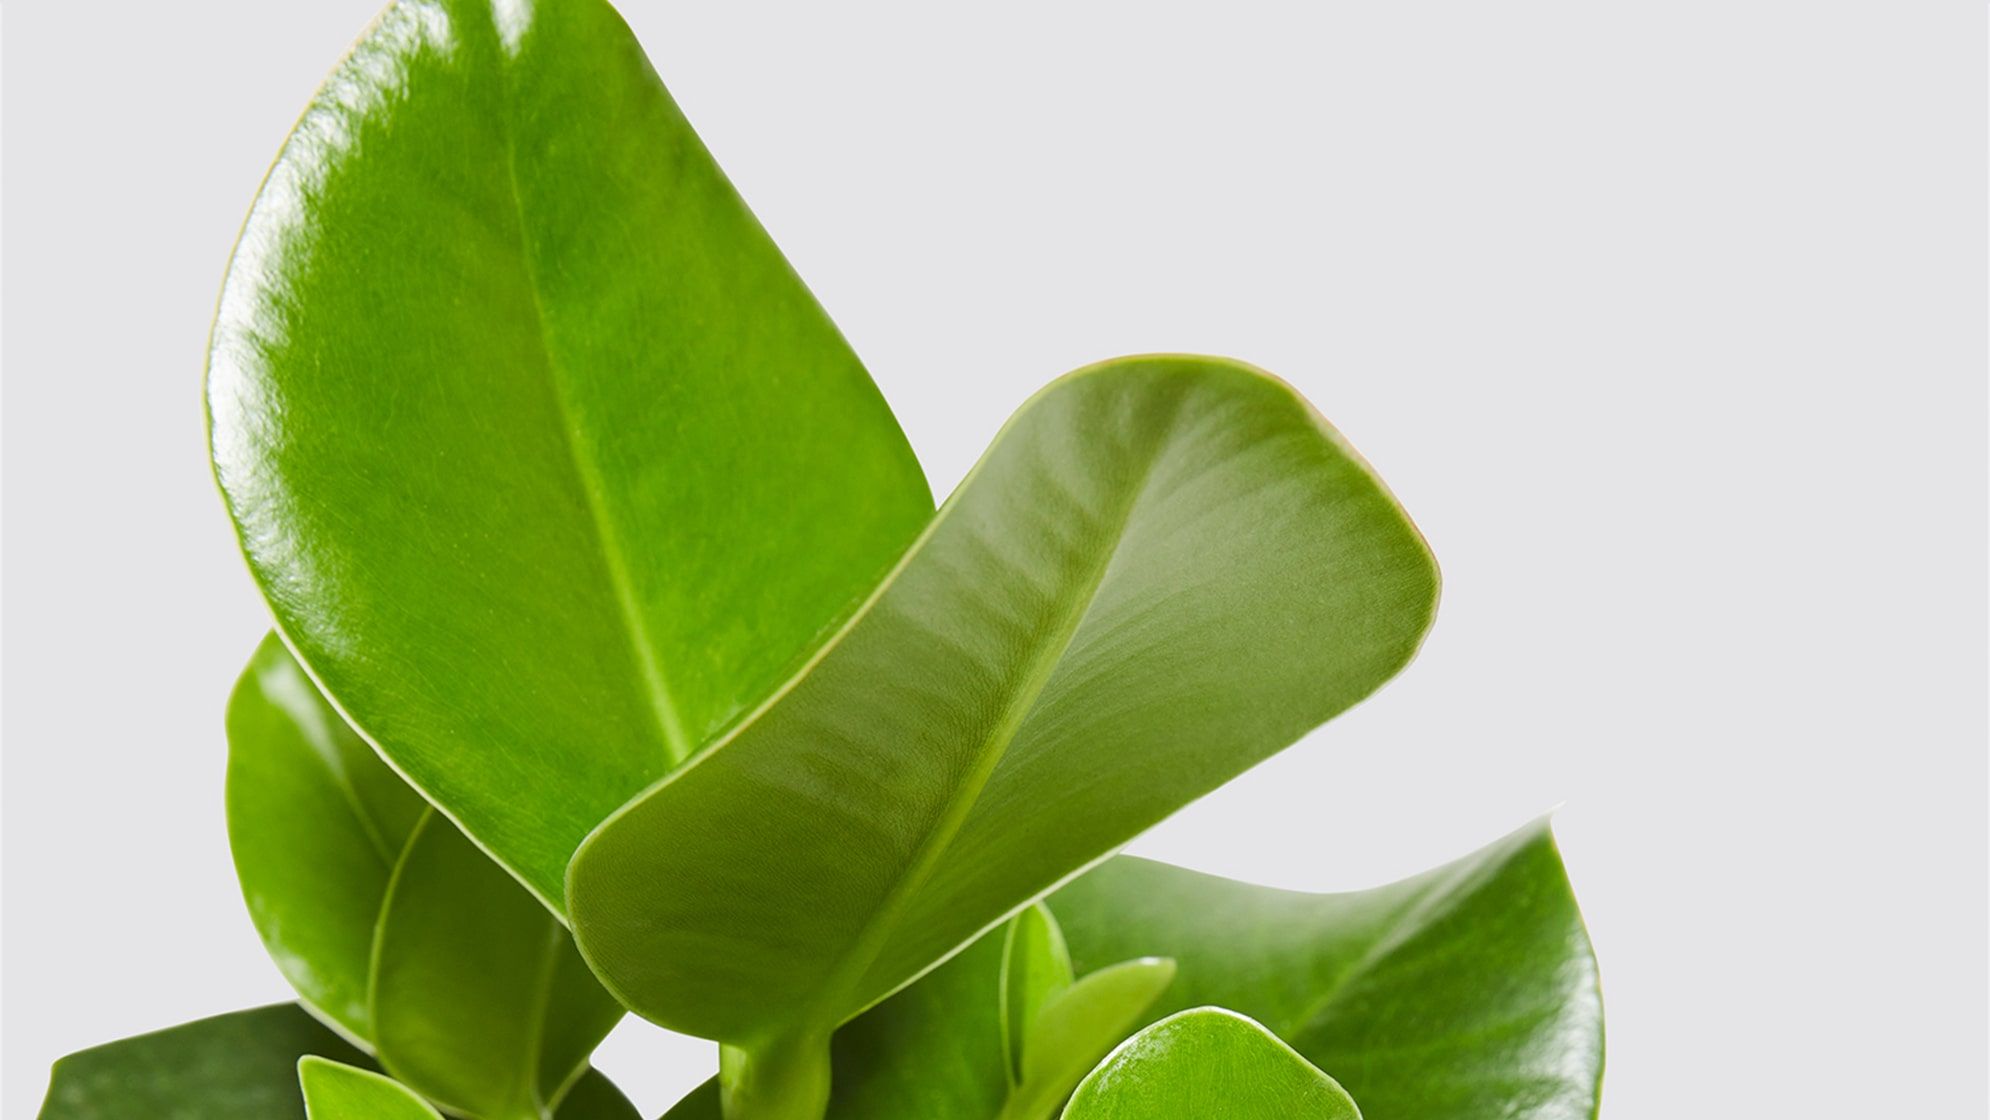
(227, 636, 622, 1117)
(206, 0, 931, 908)
(570, 357, 1438, 1090)
(1050, 821, 1605, 1120)
(1059, 1009, 1361, 1120)
(37, 1004, 640, 1120)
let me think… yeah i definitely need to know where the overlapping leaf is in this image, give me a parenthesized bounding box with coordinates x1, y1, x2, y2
(571, 356, 1438, 1094)
(1060, 1009, 1360, 1120)
(206, 0, 932, 910)
(663, 906, 1174, 1120)
(227, 636, 621, 1118)
(34, 1004, 638, 1120)
(1050, 821, 1605, 1120)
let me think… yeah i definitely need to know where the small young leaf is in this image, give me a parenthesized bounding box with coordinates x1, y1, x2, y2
(207, 0, 932, 911)
(1059, 1008, 1360, 1119)
(1002, 959, 1178, 1120)
(660, 911, 1176, 1120)
(38, 1004, 368, 1120)
(298, 1059, 442, 1120)
(1050, 821, 1604, 1120)
(999, 903, 1073, 1081)
(570, 357, 1439, 1063)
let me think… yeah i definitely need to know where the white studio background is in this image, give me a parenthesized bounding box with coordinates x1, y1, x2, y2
(3, 3, 1984, 1117)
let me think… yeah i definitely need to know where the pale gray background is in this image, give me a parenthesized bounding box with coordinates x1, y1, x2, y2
(4, 2, 1985, 1116)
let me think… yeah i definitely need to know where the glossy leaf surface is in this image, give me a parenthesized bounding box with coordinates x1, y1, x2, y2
(570, 356, 1439, 1055)
(227, 633, 428, 1040)
(1051, 821, 1604, 1120)
(1060, 1009, 1360, 1120)
(207, 0, 932, 908)
(37, 1004, 368, 1120)
(300, 1059, 442, 1120)
(227, 637, 622, 1116)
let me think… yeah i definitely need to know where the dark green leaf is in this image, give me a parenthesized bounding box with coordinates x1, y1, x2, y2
(207, 0, 931, 910)
(37, 1004, 638, 1120)
(1050, 821, 1604, 1120)
(1059, 1008, 1361, 1120)
(569, 357, 1438, 1072)
(37, 1004, 367, 1120)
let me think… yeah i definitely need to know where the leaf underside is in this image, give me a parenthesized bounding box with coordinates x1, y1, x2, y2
(570, 355, 1439, 1048)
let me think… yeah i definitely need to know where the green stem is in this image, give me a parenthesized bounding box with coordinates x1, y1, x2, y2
(718, 1033, 832, 1120)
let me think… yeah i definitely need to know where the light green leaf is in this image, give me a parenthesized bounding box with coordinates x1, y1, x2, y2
(227, 636, 622, 1118)
(207, 0, 932, 909)
(1050, 821, 1605, 1120)
(299, 1058, 443, 1120)
(372, 813, 626, 1120)
(1059, 1008, 1360, 1120)
(1001, 959, 1178, 1120)
(569, 357, 1439, 1074)
(227, 633, 427, 1041)
(38, 1004, 368, 1120)
(999, 904, 1072, 1082)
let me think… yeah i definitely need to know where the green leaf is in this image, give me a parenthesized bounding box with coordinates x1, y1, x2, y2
(999, 904, 1072, 1082)
(300, 1058, 443, 1120)
(1001, 959, 1178, 1120)
(227, 633, 428, 1041)
(827, 917, 1012, 1119)
(569, 356, 1439, 1066)
(227, 636, 622, 1118)
(1059, 1008, 1361, 1120)
(662, 910, 1173, 1120)
(36, 1004, 639, 1120)
(372, 813, 626, 1120)
(206, 0, 932, 910)
(38, 1004, 368, 1120)
(1050, 821, 1605, 1120)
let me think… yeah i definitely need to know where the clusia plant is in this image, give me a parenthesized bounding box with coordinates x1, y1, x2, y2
(39, 2, 1603, 1118)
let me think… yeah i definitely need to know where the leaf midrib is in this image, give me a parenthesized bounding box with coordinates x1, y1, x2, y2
(796, 398, 1188, 1042)
(488, 27, 691, 773)
(1279, 848, 1498, 1044)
